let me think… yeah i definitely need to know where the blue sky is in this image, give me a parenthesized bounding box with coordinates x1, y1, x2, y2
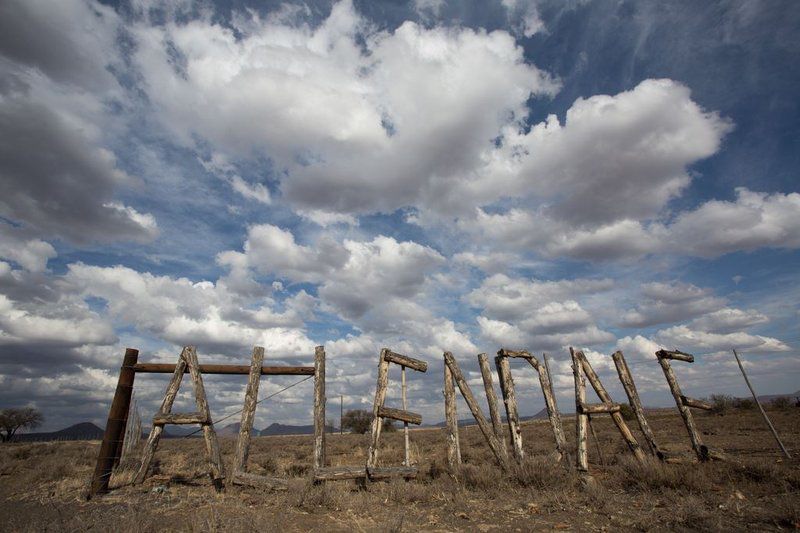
(1, 0, 798, 431)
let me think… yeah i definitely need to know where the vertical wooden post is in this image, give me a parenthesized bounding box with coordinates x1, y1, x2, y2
(367, 349, 390, 469)
(89, 347, 139, 497)
(313, 345, 326, 469)
(578, 352, 644, 461)
(401, 366, 410, 466)
(537, 353, 567, 461)
(185, 346, 225, 489)
(612, 351, 663, 459)
(443, 362, 461, 467)
(495, 354, 524, 462)
(732, 349, 791, 459)
(570, 348, 589, 476)
(443, 352, 508, 468)
(477, 353, 506, 452)
(656, 350, 709, 461)
(233, 346, 264, 478)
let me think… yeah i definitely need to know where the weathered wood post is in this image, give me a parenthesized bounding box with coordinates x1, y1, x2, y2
(656, 349, 710, 461)
(314, 345, 326, 470)
(570, 348, 590, 478)
(89, 347, 139, 497)
(444, 362, 461, 467)
(401, 365, 410, 466)
(185, 346, 225, 489)
(232, 347, 265, 480)
(536, 353, 567, 461)
(612, 351, 663, 459)
(443, 352, 509, 468)
(366, 349, 391, 469)
(732, 349, 790, 459)
(495, 354, 524, 462)
(578, 352, 644, 462)
(477, 353, 506, 452)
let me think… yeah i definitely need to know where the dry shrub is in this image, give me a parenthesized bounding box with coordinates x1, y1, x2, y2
(292, 480, 344, 509)
(616, 456, 711, 493)
(456, 463, 502, 491)
(770, 396, 791, 409)
(511, 456, 574, 490)
(285, 462, 310, 477)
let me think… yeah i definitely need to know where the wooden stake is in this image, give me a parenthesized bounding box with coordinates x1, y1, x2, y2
(732, 349, 791, 459)
(232, 346, 264, 480)
(443, 352, 508, 468)
(612, 351, 663, 459)
(135, 349, 187, 484)
(536, 353, 568, 461)
(366, 349, 390, 469)
(90, 347, 138, 496)
(656, 350, 709, 461)
(477, 353, 506, 451)
(313, 345, 326, 469)
(495, 354, 524, 462)
(443, 362, 461, 467)
(578, 352, 644, 461)
(571, 348, 589, 476)
(401, 366, 410, 466)
(185, 346, 224, 489)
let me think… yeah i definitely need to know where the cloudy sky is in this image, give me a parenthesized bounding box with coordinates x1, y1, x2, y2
(1, 0, 799, 432)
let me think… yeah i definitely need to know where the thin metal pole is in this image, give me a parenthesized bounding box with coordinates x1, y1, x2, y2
(732, 349, 791, 459)
(402, 366, 409, 466)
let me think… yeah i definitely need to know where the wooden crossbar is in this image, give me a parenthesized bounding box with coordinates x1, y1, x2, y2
(133, 363, 313, 375)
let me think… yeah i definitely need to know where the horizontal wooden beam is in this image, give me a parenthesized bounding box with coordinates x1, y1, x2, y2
(578, 403, 621, 415)
(133, 363, 314, 375)
(383, 350, 428, 372)
(682, 396, 713, 410)
(377, 406, 422, 425)
(497, 348, 533, 359)
(153, 412, 208, 425)
(656, 349, 695, 363)
(313, 466, 366, 481)
(230, 470, 288, 490)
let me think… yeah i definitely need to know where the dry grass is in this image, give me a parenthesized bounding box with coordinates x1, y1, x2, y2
(0, 406, 798, 531)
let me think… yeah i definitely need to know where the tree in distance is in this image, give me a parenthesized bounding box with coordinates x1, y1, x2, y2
(0, 407, 44, 442)
(341, 409, 395, 434)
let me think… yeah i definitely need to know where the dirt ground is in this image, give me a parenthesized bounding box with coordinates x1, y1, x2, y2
(1, 406, 798, 532)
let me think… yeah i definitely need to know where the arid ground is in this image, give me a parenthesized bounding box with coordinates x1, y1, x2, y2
(1, 406, 798, 532)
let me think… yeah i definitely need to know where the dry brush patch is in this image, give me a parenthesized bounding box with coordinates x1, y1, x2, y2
(0, 408, 798, 531)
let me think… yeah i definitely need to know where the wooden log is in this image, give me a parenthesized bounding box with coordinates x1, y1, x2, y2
(90, 348, 139, 496)
(682, 396, 713, 410)
(185, 346, 225, 489)
(655, 349, 694, 363)
(578, 352, 645, 461)
(571, 348, 589, 475)
(495, 354, 524, 462)
(656, 353, 709, 461)
(538, 353, 567, 461)
(232, 347, 264, 478)
(443, 362, 461, 467)
(477, 353, 506, 452)
(443, 352, 509, 468)
(313, 346, 326, 470)
(377, 406, 422, 425)
(612, 351, 663, 459)
(384, 350, 428, 372)
(135, 349, 188, 484)
(367, 466, 418, 480)
(152, 412, 208, 425)
(579, 403, 622, 414)
(401, 366, 409, 466)
(366, 350, 390, 469)
(230, 470, 288, 490)
(133, 363, 313, 375)
(732, 349, 791, 459)
(314, 466, 367, 481)
(497, 348, 537, 366)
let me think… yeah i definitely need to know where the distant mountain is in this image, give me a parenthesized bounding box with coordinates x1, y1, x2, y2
(427, 407, 551, 428)
(259, 423, 335, 436)
(217, 422, 257, 437)
(17, 422, 104, 442)
(756, 390, 800, 404)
